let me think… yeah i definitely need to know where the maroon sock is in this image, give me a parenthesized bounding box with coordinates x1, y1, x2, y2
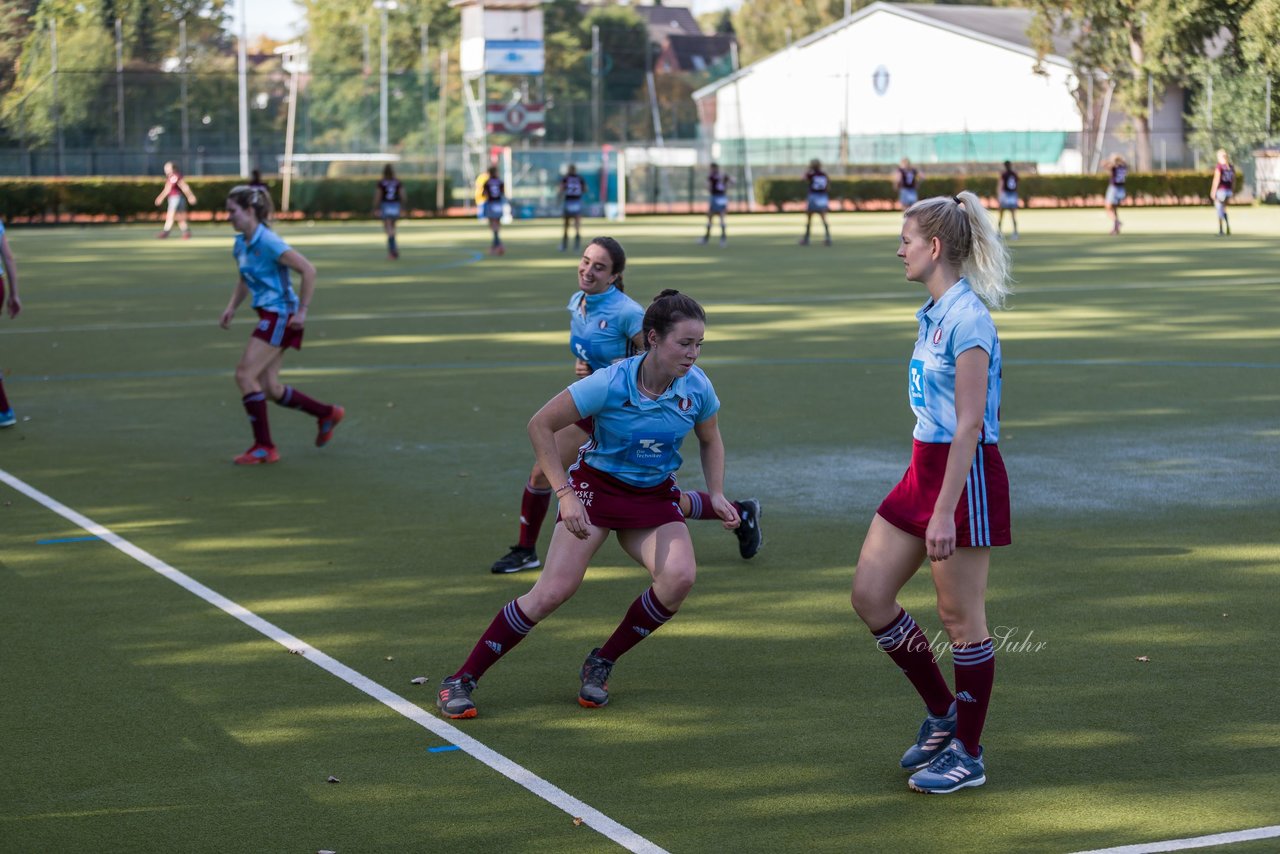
(870, 608, 954, 717)
(517, 482, 553, 549)
(241, 392, 273, 447)
(952, 638, 995, 755)
(598, 587, 674, 662)
(682, 491, 719, 520)
(276, 385, 333, 418)
(0, 377, 10, 411)
(453, 599, 537, 681)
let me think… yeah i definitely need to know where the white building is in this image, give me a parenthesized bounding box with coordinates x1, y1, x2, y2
(692, 2, 1187, 172)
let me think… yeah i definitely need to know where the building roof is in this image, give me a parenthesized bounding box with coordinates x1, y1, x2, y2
(693, 2, 1073, 101)
(578, 2, 702, 42)
(662, 34, 735, 73)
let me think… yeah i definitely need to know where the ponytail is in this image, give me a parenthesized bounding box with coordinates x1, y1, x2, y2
(227, 184, 275, 228)
(904, 190, 1013, 309)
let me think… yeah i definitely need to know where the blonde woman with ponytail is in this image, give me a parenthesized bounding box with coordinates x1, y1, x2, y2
(850, 190, 1013, 794)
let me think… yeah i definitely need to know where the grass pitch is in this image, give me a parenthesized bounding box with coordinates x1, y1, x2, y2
(1, 205, 1277, 853)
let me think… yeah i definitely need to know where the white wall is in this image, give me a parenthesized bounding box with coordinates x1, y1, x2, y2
(713, 9, 1079, 141)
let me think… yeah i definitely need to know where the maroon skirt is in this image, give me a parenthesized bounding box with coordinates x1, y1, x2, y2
(877, 440, 1011, 547)
(559, 460, 685, 530)
(251, 308, 304, 350)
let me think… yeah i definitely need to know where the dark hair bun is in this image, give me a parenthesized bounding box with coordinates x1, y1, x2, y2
(654, 288, 680, 301)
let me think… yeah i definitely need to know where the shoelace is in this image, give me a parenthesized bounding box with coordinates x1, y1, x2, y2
(926, 747, 961, 772)
(582, 659, 611, 687)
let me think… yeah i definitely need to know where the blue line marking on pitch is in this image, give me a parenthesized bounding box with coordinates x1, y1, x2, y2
(37, 535, 102, 545)
(427, 745, 461, 753)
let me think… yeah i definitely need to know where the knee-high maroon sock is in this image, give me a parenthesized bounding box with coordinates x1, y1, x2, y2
(871, 608, 954, 717)
(517, 482, 553, 549)
(682, 491, 720, 520)
(452, 599, 537, 681)
(952, 638, 995, 755)
(0, 377, 10, 411)
(276, 385, 334, 418)
(241, 392, 274, 446)
(598, 587, 674, 662)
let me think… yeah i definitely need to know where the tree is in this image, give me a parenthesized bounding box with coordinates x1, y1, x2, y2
(729, 0, 850, 66)
(1027, 0, 1249, 170)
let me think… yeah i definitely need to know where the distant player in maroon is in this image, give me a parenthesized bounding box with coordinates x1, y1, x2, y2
(155, 161, 197, 239)
(1209, 149, 1234, 236)
(897, 158, 921, 209)
(700, 163, 733, 246)
(1104, 154, 1127, 235)
(559, 164, 586, 252)
(0, 218, 22, 427)
(482, 167, 506, 255)
(372, 165, 406, 259)
(995, 161, 1019, 239)
(801, 159, 832, 246)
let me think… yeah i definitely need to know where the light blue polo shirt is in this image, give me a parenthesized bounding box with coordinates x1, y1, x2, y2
(568, 353, 720, 487)
(233, 223, 299, 315)
(568, 286, 645, 372)
(908, 279, 1002, 444)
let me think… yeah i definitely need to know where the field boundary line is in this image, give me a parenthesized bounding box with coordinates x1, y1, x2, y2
(0, 466, 668, 854)
(1069, 824, 1280, 853)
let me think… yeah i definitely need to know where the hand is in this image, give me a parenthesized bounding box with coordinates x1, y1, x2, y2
(219, 307, 235, 329)
(574, 359, 591, 378)
(5, 295, 20, 319)
(558, 491, 592, 540)
(287, 307, 307, 331)
(925, 511, 957, 563)
(710, 493, 740, 530)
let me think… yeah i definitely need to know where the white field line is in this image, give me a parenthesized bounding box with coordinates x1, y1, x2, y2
(0, 466, 668, 854)
(1069, 825, 1280, 853)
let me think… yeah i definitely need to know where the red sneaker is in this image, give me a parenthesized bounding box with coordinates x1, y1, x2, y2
(182, 231, 192, 240)
(316, 405, 345, 447)
(234, 444, 279, 465)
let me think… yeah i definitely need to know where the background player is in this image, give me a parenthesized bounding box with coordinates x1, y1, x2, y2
(1209, 149, 1234, 236)
(0, 218, 21, 427)
(558, 164, 586, 252)
(995, 160, 1019, 239)
(219, 185, 344, 465)
(373, 165, 406, 259)
(438, 291, 741, 720)
(1105, 154, 1127, 235)
(897, 158, 921, 209)
(482, 166, 506, 255)
(800, 159, 832, 246)
(850, 191, 1013, 795)
(700, 162, 733, 246)
(155, 161, 197, 239)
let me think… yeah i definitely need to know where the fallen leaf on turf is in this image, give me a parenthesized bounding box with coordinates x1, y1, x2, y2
(318, 849, 337, 853)
(410, 676, 428, 685)
(289, 648, 305, 655)
(1222, 613, 1229, 618)
(385, 656, 394, 661)
(573, 817, 583, 826)
(1135, 656, 1150, 663)
(327, 775, 340, 783)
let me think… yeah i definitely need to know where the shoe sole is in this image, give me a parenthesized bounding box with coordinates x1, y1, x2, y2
(440, 707, 477, 719)
(491, 560, 540, 574)
(578, 696, 608, 708)
(316, 406, 345, 447)
(909, 774, 985, 794)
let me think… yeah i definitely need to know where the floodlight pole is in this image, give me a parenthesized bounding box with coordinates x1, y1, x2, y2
(436, 41, 447, 211)
(379, 4, 389, 151)
(51, 20, 63, 175)
(115, 18, 125, 151)
(238, 0, 250, 177)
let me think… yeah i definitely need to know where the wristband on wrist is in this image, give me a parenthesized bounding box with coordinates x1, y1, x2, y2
(554, 483, 574, 497)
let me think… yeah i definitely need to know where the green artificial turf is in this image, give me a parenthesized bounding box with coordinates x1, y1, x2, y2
(0, 206, 1277, 853)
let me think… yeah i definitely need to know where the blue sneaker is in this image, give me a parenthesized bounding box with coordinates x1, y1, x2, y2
(900, 701, 957, 769)
(908, 739, 986, 794)
(0, 409, 15, 428)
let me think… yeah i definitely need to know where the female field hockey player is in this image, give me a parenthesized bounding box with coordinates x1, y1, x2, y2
(489, 238, 762, 574)
(155, 161, 197, 239)
(558, 164, 586, 252)
(699, 163, 733, 246)
(439, 290, 741, 718)
(481, 166, 506, 255)
(0, 218, 22, 427)
(1209, 149, 1235, 236)
(995, 161, 1019, 240)
(897, 158, 922, 209)
(850, 190, 1013, 794)
(1104, 153, 1127, 235)
(373, 164, 406, 259)
(219, 185, 345, 465)
(800, 159, 832, 246)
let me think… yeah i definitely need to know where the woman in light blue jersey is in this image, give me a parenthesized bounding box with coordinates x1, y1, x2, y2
(489, 239, 763, 575)
(439, 290, 742, 719)
(219, 185, 344, 465)
(0, 219, 22, 427)
(850, 190, 1013, 794)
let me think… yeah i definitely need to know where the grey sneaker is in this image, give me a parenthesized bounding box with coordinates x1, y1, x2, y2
(436, 674, 478, 719)
(491, 545, 540, 574)
(578, 648, 614, 708)
(900, 701, 957, 769)
(733, 499, 763, 559)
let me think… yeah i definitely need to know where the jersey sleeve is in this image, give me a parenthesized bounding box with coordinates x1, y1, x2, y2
(948, 310, 997, 358)
(567, 366, 613, 418)
(258, 229, 291, 264)
(619, 299, 645, 341)
(694, 372, 721, 423)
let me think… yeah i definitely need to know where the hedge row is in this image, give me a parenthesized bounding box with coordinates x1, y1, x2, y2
(757, 171, 1217, 209)
(0, 176, 452, 221)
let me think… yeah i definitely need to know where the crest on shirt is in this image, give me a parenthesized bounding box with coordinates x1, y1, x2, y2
(932, 327, 944, 345)
(598, 319, 608, 330)
(678, 397, 692, 412)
